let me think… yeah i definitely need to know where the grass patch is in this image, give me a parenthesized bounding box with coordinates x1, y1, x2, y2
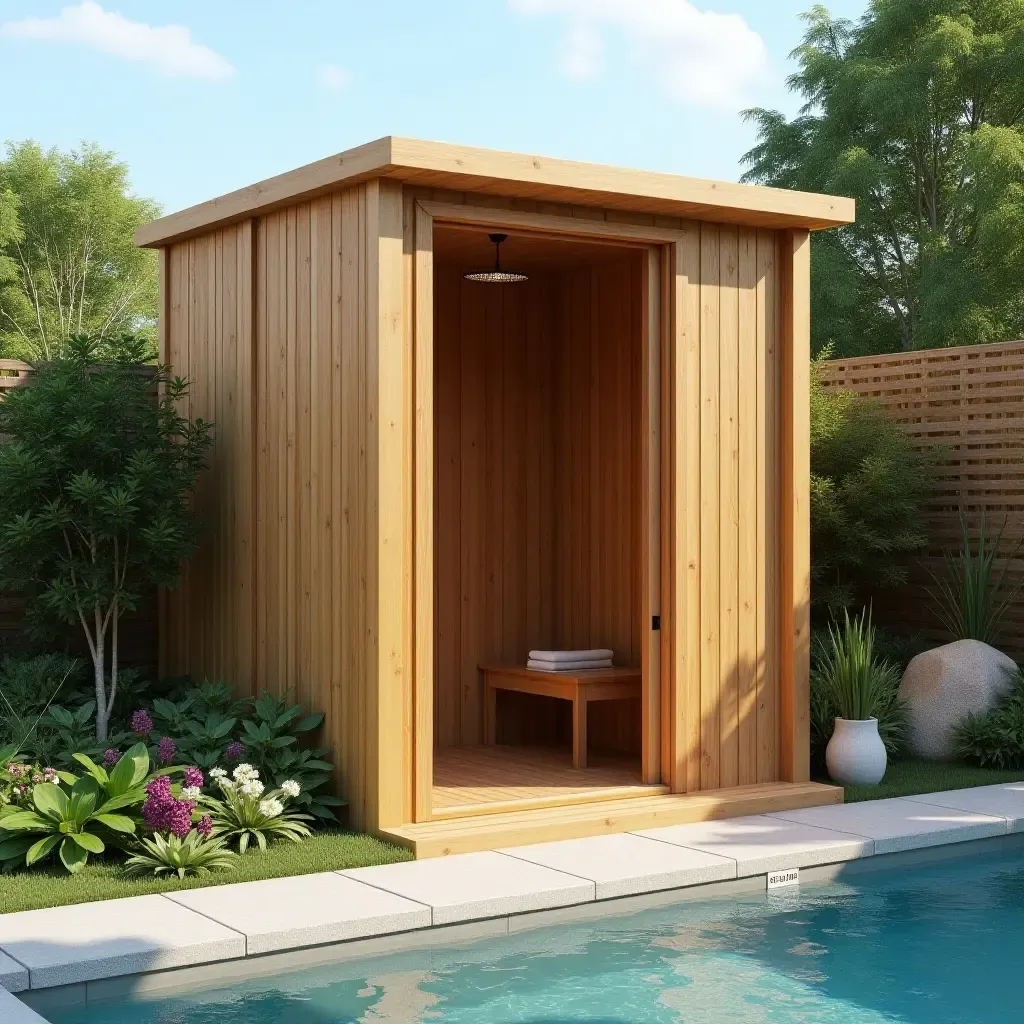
(0, 831, 412, 915)
(840, 759, 1024, 804)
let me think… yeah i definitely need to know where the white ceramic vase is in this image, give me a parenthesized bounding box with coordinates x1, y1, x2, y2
(826, 717, 887, 786)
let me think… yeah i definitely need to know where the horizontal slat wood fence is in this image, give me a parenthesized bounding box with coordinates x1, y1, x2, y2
(823, 341, 1024, 657)
(0, 358, 158, 669)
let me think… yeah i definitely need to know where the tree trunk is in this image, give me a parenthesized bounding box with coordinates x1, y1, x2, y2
(93, 606, 108, 743)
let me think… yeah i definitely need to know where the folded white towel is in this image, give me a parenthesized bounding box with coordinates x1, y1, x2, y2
(528, 649, 614, 663)
(527, 659, 614, 672)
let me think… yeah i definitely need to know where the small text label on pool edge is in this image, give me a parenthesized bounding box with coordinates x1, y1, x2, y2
(767, 869, 799, 890)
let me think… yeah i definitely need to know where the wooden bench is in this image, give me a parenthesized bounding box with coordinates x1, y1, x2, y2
(480, 664, 642, 769)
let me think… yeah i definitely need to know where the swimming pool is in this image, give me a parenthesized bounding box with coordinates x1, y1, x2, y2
(48, 846, 1020, 1023)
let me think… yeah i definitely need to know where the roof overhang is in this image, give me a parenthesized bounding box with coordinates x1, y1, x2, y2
(135, 136, 855, 248)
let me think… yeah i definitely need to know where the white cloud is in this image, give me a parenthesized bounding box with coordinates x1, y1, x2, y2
(1, 2, 235, 81)
(317, 64, 350, 91)
(510, 0, 771, 110)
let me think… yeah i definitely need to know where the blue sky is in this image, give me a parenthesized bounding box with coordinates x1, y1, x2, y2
(0, 1, 868, 216)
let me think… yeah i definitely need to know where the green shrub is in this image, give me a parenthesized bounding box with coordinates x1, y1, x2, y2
(954, 668, 1024, 769)
(928, 510, 1023, 646)
(810, 607, 908, 769)
(811, 361, 934, 616)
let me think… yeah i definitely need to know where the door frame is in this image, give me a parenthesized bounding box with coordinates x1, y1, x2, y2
(410, 198, 685, 823)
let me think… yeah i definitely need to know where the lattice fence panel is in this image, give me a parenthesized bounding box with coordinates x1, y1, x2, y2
(823, 341, 1024, 656)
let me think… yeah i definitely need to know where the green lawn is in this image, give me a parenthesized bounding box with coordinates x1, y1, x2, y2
(0, 831, 411, 915)
(838, 759, 1024, 804)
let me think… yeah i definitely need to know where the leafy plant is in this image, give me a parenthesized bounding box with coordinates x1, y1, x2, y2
(0, 774, 135, 873)
(954, 669, 1024, 770)
(124, 830, 236, 880)
(242, 691, 344, 822)
(70, 741, 181, 824)
(0, 332, 212, 742)
(202, 765, 312, 854)
(809, 364, 934, 616)
(37, 702, 130, 769)
(927, 509, 1023, 646)
(178, 714, 238, 770)
(810, 607, 907, 765)
(0, 654, 81, 762)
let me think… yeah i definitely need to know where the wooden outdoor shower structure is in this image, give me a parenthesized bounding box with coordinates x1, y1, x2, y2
(137, 137, 855, 856)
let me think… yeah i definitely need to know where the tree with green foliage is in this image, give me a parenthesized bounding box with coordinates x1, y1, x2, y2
(0, 142, 160, 360)
(0, 335, 212, 742)
(810, 360, 934, 614)
(742, 1, 1024, 356)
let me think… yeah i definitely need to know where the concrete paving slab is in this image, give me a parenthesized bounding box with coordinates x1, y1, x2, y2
(499, 832, 735, 899)
(635, 813, 873, 875)
(0, 987, 51, 1024)
(165, 872, 431, 954)
(904, 783, 1024, 831)
(769, 797, 1007, 854)
(342, 850, 595, 925)
(0, 894, 244, 988)
(0, 951, 29, 993)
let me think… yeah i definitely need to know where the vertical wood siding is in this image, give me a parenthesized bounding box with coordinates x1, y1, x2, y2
(161, 183, 410, 832)
(671, 223, 785, 790)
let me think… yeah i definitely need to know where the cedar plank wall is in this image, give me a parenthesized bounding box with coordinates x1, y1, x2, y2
(672, 224, 786, 791)
(160, 181, 799, 833)
(432, 257, 644, 755)
(160, 183, 402, 832)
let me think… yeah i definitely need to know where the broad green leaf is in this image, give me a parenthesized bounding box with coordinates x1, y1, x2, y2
(97, 791, 143, 814)
(93, 813, 135, 833)
(26, 834, 62, 866)
(241, 720, 261, 740)
(294, 712, 324, 732)
(0, 835, 34, 862)
(107, 741, 149, 796)
(32, 783, 69, 820)
(72, 753, 108, 786)
(60, 837, 89, 873)
(56, 771, 79, 786)
(69, 831, 105, 854)
(0, 810, 50, 831)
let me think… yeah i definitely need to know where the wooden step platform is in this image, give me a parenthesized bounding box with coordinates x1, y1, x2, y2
(382, 781, 843, 858)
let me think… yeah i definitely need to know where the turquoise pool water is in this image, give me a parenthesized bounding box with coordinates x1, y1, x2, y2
(51, 847, 1021, 1023)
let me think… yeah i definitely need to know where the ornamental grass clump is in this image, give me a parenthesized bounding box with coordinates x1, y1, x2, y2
(927, 510, 1024, 647)
(124, 829, 236, 880)
(810, 607, 907, 763)
(203, 764, 311, 853)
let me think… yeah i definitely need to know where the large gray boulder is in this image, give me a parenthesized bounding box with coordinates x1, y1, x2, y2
(899, 639, 1017, 760)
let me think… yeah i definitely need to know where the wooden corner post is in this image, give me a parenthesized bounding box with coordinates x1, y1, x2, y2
(779, 229, 811, 783)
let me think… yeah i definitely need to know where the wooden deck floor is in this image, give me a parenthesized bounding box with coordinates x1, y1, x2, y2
(387, 781, 844, 858)
(433, 745, 664, 818)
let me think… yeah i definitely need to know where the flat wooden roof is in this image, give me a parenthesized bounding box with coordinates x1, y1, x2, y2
(136, 136, 855, 248)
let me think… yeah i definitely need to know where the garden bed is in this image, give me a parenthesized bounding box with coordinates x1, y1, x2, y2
(0, 830, 410, 915)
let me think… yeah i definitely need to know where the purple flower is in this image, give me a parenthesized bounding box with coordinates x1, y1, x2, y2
(197, 815, 213, 837)
(157, 736, 176, 764)
(224, 742, 245, 762)
(183, 766, 204, 789)
(142, 775, 196, 839)
(131, 709, 153, 737)
(103, 748, 121, 767)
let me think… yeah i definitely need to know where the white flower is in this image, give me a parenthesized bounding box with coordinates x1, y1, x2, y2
(232, 763, 258, 781)
(209, 767, 227, 780)
(181, 786, 201, 801)
(281, 780, 301, 798)
(239, 779, 265, 798)
(217, 777, 235, 793)
(259, 797, 284, 818)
